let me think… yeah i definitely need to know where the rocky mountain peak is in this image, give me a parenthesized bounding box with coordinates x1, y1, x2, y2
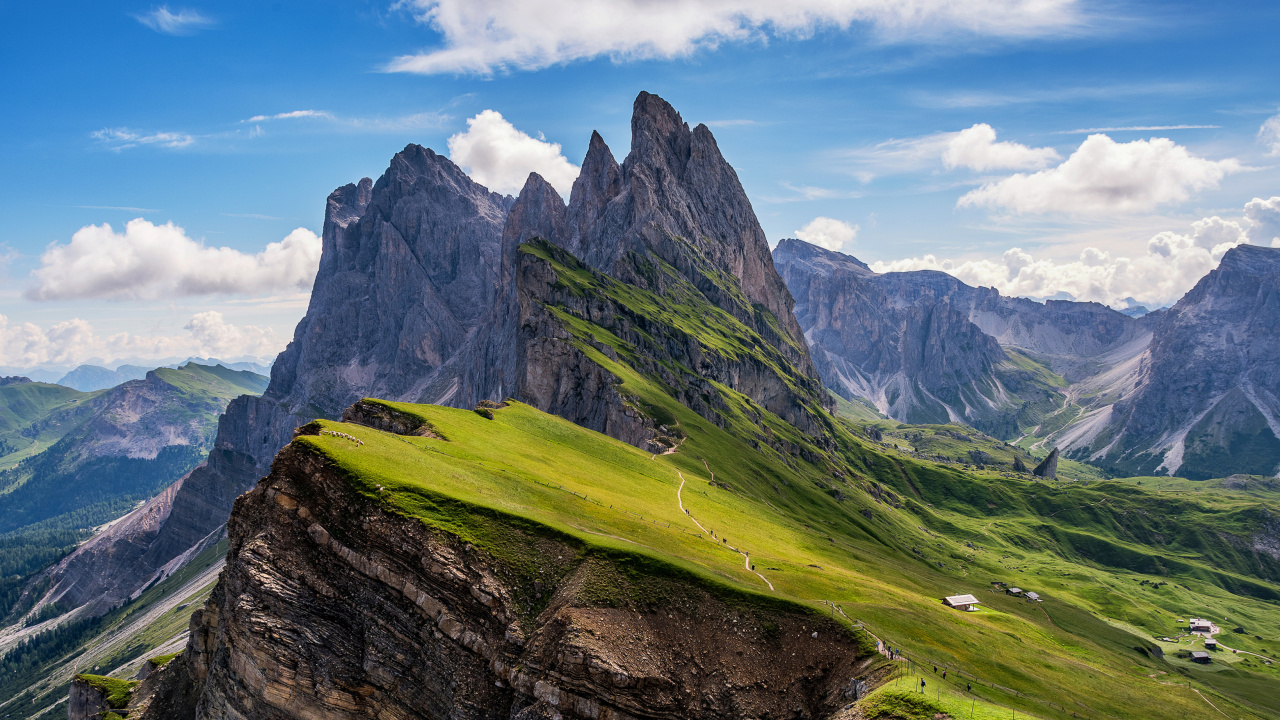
(503, 173, 567, 264)
(1215, 242, 1280, 275)
(629, 90, 692, 166)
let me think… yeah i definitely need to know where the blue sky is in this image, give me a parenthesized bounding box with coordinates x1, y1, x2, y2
(2, 0, 1278, 370)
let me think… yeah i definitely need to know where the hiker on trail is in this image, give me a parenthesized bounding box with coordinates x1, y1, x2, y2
(933, 666, 937, 673)
(967, 683, 971, 692)
(942, 670, 947, 680)
(920, 679, 926, 693)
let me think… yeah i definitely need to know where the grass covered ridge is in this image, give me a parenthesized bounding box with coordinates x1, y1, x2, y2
(299, 396, 1280, 720)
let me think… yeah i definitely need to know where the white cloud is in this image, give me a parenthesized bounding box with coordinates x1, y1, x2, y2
(0, 312, 279, 367)
(795, 217, 858, 250)
(135, 6, 215, 35)
(1245, 196, 1280, 246)
(27, 220, 321, 301)
(1260, 112, 1280, 156)
(183, 311, 280, 358)
(871, 198, 1278, 307)
(958, 133, 1242, 214)
(386, 0, 1083, 74)
(447, 110, 579, 196)
(91, 128, 194, 151)
(244, 110, 333, 123)
(942, 123, 1059, 171)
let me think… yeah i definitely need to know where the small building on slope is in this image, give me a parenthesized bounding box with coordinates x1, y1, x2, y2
(943, 594, 981, 611)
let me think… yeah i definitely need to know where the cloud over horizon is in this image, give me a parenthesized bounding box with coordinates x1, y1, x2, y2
(447, 110, 580, 196)
(0, 311, 279, 368)
(386, 0, 1084, 75)
(870, 196, 1280, 308)
(27, 220, 321, 301)
(840, 123, 1059, 180)
(942, 123, 1059, 171)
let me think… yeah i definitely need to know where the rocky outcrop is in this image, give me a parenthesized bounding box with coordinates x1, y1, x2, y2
(31, 149, 514, 617)
(1079, 244, 1280, 478)
(1033, 448, 1059, 479)
(68, 677, 110, 720)
(136, 427, 873, 720)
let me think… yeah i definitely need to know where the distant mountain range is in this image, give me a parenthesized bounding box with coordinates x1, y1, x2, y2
(775, 238, 1280, 479)
(0, 364, 268, 619)
(0, 358, 273, 389)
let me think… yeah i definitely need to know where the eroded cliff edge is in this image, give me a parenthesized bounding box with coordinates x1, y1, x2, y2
(138, 419, 876, 720)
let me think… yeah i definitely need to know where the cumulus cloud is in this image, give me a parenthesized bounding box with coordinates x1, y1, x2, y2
(958, 134, 1242, 214)
(387, 0, 1082, 74)
(135, 6, 215, 35)
(1245, 196, 1280, 246)
(183, 312, 280, 358)
(27, 220, 321, 301)
(794, 217, 858, 250)
(91, 128, 194, 151)
(872, 197, 1280, 307)
(942, 124, 1059, 171)
(447, 110, 579, 196)
(1260, 112, 1280, 156)
(0, 312, 279, 367)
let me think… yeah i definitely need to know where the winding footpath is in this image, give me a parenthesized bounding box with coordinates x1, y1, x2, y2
(676, 471, 774, 591)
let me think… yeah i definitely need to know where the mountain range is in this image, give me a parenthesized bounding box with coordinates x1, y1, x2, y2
(775, 237, 1280, 479)
(3, 93, 1278, 720)
(0, 364, 267, 622)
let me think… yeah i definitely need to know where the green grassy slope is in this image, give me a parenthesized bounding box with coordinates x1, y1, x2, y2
(299, 398, 1280, 720)
(493, 238, 1280, 718)
(0, 382, 103, 473)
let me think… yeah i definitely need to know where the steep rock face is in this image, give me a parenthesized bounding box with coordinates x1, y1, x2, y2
(68, 678, 110, 720)
(1082, 245, 1280, 478)
(495, 95, 831, 440)
(561, 95, 809, 362)
(269, 146, 513, 416)
(776, 240, 1007, 426)
(35, 151, 513, 615)
(138, 431, 871, 720)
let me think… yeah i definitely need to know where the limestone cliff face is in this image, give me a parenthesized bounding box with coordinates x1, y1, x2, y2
(137, 425, 873, 720)
(1083, 244, 1280, 478)
(36, 149, 515, 616)
(269, 147, 513, 416)
(560, 94, 816, 384)
(490, 95, 831, 443)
